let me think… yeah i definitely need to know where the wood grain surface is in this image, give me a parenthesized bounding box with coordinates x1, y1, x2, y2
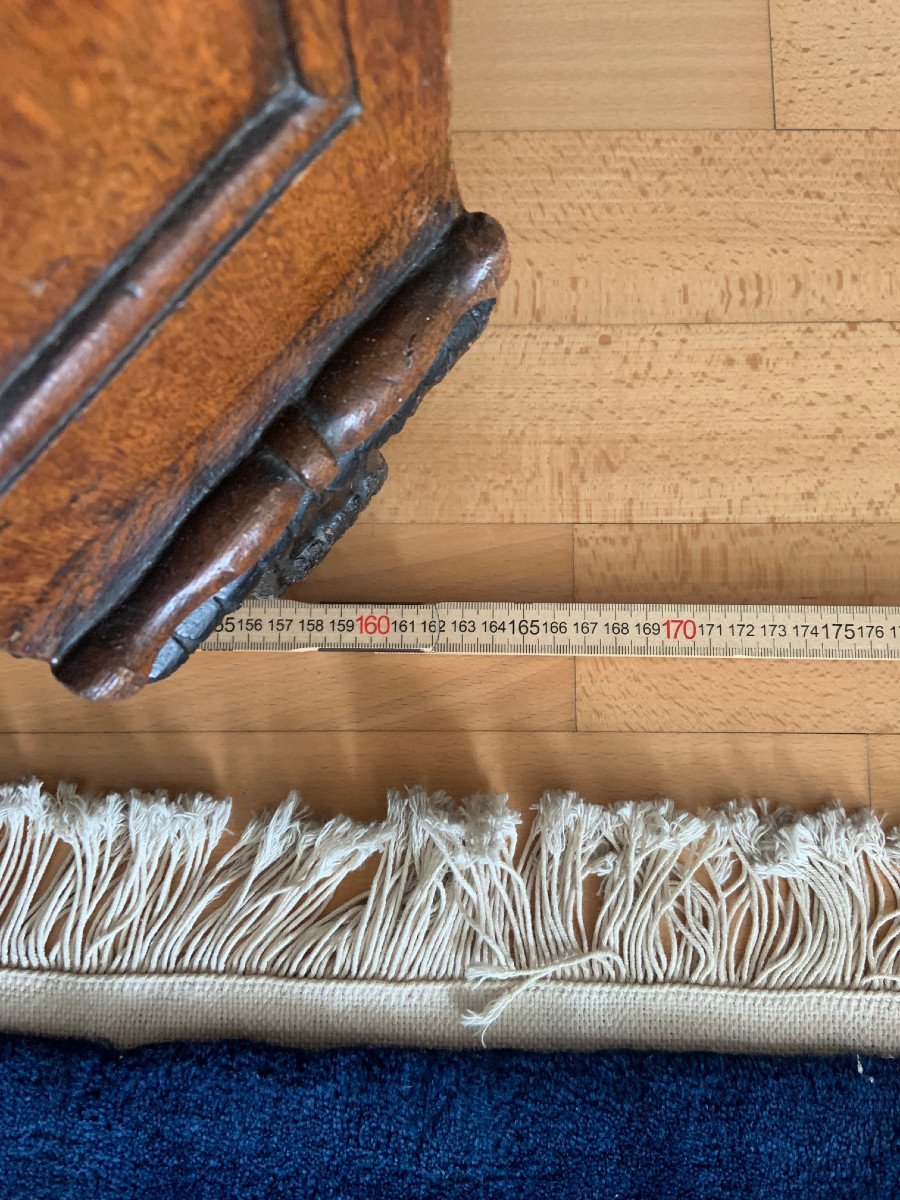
(0, 0, 463, 664)
(454, 131, 900, 325)
(0, 654, 575, 734)
(371, 323, 900, 524)
(867, 736, 900, 812)
(451, 0, 774, 131)
(7, 1, 900, 828)
(0, 731, 869, 824)
(290, 524, 575, 603)
(575, 523, 900, 605)
(0, 0, 287, 372)
(576, 657, 900, 735)
(772, 0, 900, 130)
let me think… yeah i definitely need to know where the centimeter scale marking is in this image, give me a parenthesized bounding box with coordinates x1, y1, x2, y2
(199, 598, 900, 661)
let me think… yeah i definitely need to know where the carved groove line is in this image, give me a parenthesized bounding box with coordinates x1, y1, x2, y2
(0, 0, 360, 494)
(0, 104, 359, 498)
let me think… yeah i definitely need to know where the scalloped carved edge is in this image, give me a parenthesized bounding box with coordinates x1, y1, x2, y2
(53, 211, 509, 700)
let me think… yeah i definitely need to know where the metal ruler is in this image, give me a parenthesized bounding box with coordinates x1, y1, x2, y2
(199, 598, 900, 660)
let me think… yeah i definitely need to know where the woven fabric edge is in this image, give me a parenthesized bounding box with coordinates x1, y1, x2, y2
(0, 970, 897, 1055)
(1, 780, 898, 1053)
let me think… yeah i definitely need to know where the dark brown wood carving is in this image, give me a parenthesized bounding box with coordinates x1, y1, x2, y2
(0, 0, 508, 698)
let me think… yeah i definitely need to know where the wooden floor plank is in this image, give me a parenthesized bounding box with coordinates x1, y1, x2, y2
(575, 523, 900, 604)
(576, 521, 900, 738)
(0, 731, 868, 825)
(371, 322, 900, 524)
(864, 736, 900, 824)
(451, 0, 773, 132)
(290, 523, 573, 603)
(772, 0, 900, 130)
(453, 131, 900, 325)
(0, 654, 575, 734)
(576, 657, 900, 735)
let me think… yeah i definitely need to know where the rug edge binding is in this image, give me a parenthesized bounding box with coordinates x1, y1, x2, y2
(0, 780, 897, 1051)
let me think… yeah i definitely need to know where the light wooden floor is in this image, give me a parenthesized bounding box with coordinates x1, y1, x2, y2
(5, 0, 900, 829)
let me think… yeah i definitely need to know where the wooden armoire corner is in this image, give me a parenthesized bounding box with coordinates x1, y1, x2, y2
(0, 0, 508, 699)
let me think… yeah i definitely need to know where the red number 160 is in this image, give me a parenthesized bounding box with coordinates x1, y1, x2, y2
(356, 613, 392, 635)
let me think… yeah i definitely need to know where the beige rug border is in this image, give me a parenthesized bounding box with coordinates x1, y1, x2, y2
(1, 970, 896, 1055)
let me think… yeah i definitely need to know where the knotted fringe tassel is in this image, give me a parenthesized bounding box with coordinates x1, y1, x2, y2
(0, 782, 897, 1030)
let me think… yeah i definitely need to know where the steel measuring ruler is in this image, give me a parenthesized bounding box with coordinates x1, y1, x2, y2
(199, 599, 900, 660)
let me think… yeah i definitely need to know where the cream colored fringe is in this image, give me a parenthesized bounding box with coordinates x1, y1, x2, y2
(0, 781, 897, 1030)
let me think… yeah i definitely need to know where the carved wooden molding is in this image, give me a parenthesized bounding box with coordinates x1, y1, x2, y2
(0, 0, 358, 491)
(54, 213, 509, 699)
(0, 0, 507, 697)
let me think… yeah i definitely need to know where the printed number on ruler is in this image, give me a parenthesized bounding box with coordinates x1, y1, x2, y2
(200, 600, 900, 660)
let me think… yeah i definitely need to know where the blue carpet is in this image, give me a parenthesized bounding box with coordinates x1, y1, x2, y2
(0, 1037, 896, 1199)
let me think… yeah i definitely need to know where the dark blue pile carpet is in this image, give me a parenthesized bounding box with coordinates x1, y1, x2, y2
(0, 1037, 896, 1199)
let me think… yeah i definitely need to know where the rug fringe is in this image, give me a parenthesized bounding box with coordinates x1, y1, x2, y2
(0, 782, 897, 1026)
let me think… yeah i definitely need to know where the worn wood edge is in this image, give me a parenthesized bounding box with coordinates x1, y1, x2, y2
(52, 211, 509, 701)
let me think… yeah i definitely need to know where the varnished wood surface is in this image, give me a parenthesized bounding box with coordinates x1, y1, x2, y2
(6, 0, 900, 828)
(53, 212, 509, 699)
(0, 0, 288, 373)
(0, 0, 462, 662)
